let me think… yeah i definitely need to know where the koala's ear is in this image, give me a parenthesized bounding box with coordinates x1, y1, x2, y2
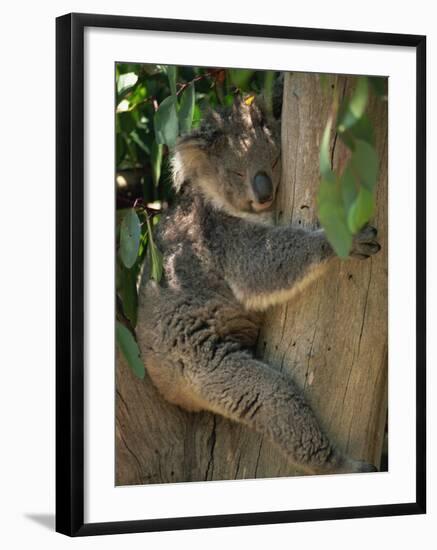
(250, 96, 272, 124)
(232, 94, 271, 129)
(249, 95, 281, 142)
(171, 135, 209, 192)
(232, 94, 247, 112)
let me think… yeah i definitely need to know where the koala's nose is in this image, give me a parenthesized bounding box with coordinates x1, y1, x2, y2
(252, 171, 273, 204)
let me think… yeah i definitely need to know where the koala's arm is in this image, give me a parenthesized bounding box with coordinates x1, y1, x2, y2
(221, 221, 331, 310)
(221, 220, 379, 310)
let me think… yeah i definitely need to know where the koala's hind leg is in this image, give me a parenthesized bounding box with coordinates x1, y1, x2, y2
(191, 348, 376, 475)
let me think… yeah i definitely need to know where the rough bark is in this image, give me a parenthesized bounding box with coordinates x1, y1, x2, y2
(116, 72, 388, 485)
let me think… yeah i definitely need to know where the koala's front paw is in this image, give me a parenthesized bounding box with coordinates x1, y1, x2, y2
(350, 225, 381, 260)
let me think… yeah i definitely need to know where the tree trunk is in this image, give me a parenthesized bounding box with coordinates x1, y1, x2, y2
(116, 72, 388, 485)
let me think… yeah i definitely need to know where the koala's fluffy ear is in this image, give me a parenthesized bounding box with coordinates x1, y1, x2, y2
(250, 95, 276, 125)
(171, 135, 209, 192)
(232, 94, 273, 130)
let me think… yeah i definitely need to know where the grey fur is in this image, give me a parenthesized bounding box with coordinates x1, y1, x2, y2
(136, 98, 380, 475)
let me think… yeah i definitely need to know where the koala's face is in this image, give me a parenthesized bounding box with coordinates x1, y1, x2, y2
(172, 98, 281, 218)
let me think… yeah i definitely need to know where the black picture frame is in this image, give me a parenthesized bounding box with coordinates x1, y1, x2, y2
(56, 12, 426, 537)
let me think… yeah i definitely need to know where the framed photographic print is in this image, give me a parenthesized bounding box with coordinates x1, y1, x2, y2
(56, 13, 426, 536)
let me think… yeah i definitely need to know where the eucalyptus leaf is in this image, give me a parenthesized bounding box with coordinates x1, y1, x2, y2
(119, 266, 138, 326)
(349, 114, 375, 146)
(338, 130, 355, 150)
(349, 77, 369, 119)
(149, 239, 163, 282)
(117, 72, 138, 97)
(119, 209, 141, 268)
(117, 111, 137, 134)
(347, 187, 374, 234)
(228, 69, 255, 90)
(192, 104, 202, 128)
(165, 66, 177, 97)
(318, 178, 352, 258)
(341, 165, 358, 212)
(351, 140, 379, 191)
(178, 83, 195, 134)
(116, 322, 145, 379)
(151, 142, 163, 187)
(369, 76, 386, 97)
(338, 77, 368, 132)
(130, 131, 150, 155)
(116, 133, 127, 166)
(145, 216, 163, 282)
(320, 117, 333, 179)
(138, 230, 149, 257)
(154, 96, 178, 148)
(128, 83, 147, 108)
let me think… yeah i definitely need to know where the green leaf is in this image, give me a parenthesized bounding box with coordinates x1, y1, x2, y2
(228, 69, 255, 90)
(116, 322, 145, 379)
(117, 63, 141, 75)
(117, 72, 138, 97)
(149, 239, 163, 282)
(128, 83, 147, 108)
(351, 140, 379, 190)
(340, 165, 358, 212)
(124, 135, 138, 167)
(138, 230, 149, 257)
(338, 77, 368, 132)
(192, 103, 202, 128)
(347, 187, 375, 234)
(130, 131, 150, 155)
(339, 114, 375, 151)
(119, 266, 138, 326)
(117, 111, 137, 134)
(338, 130, 355, 150)
(318, 178, 352, 258)
(119, 209, 141, 268)
(145, 216, 163, 282)
(116, 133, 127, 166)
(320, 117, 333, 178)
(349, 114, 375, 146)
(154, 96, 178, 148)
(151, 142, 163, 187)
(165, 65, 177, 97)
(349, 77, 369, 119)
(369, 76, 386, 97)
(178, 83, 195, 134)
(142, 64, 160, 76)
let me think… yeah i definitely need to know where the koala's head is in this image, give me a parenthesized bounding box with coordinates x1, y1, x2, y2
(171, 97, 281, 219)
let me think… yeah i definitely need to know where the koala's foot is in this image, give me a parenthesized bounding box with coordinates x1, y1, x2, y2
(308, 447, 377, 475)
(338, 457, 378, 474)
(323, 451, 378, 474)
(350, 225, 381, 260)
(354, 460, 378, 473)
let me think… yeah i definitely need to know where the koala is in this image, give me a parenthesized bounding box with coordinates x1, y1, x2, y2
(136, 97, 381, 475)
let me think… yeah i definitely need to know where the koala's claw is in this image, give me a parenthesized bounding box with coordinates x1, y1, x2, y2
(335, 455, 378, 474)
(350, 225, 381, 259)
(354, 460, 378, 473)
(355, 225, 378, 242)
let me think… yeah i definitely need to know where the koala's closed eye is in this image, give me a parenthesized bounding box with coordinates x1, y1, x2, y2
(229, 170, 245, 178)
